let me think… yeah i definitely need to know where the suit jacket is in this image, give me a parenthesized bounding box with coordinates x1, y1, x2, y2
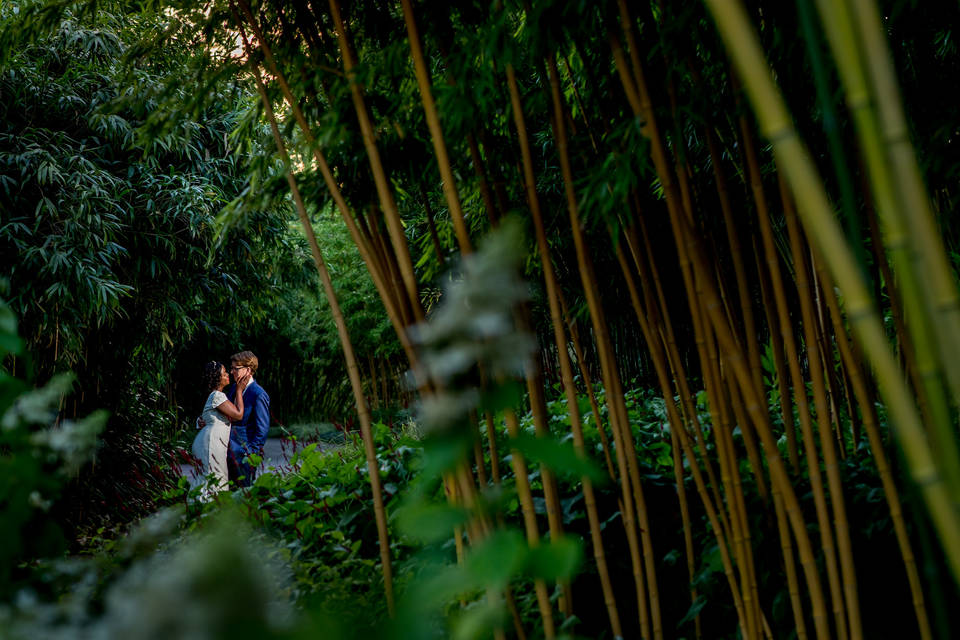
(225, 379, 270, 452)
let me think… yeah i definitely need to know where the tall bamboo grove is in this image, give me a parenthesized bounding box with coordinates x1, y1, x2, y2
(185, 0, 960, 637)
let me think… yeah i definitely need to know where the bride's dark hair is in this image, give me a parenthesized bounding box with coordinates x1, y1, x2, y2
(202, 361, 224, 392)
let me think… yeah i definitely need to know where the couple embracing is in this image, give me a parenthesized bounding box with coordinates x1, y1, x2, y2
(191, 350, 270, 495)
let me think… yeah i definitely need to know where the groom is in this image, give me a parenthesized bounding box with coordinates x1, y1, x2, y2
(225, 350, 270, 487)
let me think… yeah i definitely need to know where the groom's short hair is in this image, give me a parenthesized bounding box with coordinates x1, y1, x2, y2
(231, 350, 259, 375)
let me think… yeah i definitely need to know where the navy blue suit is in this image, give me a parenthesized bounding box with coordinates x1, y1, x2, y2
(225, 379, 270, 486)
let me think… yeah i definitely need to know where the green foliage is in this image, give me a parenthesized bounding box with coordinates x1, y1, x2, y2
(4, 0, 958, 637)
(0, 3, 407, 546)
(0, 0, 404, 426)
(0, 300, 105, 598)
(0, 5, 303, 407)
(1, 288, 930, 639)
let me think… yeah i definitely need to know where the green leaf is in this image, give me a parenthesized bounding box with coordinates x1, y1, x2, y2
(510, 433, 607, 485)
(525, 536, 583, 581)
(396, 500, 471, 544)
(419, 431, 473, 480)
(678, 594, 708, 628)
(2, 373, 74, 430)
(463, 529, 526, 588)
(452, 597, 508, 640)
(477, 380, 525, 415)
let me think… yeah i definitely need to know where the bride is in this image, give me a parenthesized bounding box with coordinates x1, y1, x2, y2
(191, 361, 249, 496)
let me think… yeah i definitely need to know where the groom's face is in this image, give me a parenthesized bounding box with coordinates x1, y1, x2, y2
(229, 363, 247, 382)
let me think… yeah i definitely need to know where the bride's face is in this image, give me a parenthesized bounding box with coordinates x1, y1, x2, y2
(219, 365, 230, 388)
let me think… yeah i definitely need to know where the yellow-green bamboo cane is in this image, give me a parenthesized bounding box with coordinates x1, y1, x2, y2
(783, 181, 861, 640)
(670, 425, 703, 640)
(541, 61, 655, 636)
(558, 289, 617, 482)
(239, 33, 395, 615)
(846, 0, 960, 417)
(702, 0, 960, 583)
(811, 0, 960, 506)
(230, 0, 417, 370)
(773, 489, 809, 640)
(549, 63, 665, 637)
(616, 243, 751, 638)
(517, 54, 624, 637)
(629, 218, 731, 532)
(612, 28, 737, 562)
(327, 0, 425, 323)
(675, 206, 831, 640)
(502, 408, 557, 639)
(813, 249, 933, 640)
(508, 56, 647, 634)
(398, 0, 473, 256)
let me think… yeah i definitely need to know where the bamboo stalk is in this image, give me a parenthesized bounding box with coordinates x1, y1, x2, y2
(612, 42, 733, 548)
(669, 424, 702, 639)
(521, 348, 572, 616)
(612, 15, 740, 523)
(505, 50, 639, 634)
(667, 67, 769, 512)
(812, 0, 960, 505)
(327, 0, 425, 322)
(703, 0, 960, 585)
(673, 199, 831, 640)
(702, 306, 761, 639)
(783, 169, 862, 639)
(737, 106, 811, 474)
(239, 29, 394, 613)
(805, 249, 847, 457)
(559, 289, 617, 482)
(846, 0, 960, 417)
(502, 407, 557, 639)
(615, 234, 750, 638)
(773, 488, 809, 639)
(752, 235, 801, 472)
(719, 371, 766, 633)
(613, 18, 775, 632)
(546, 53, 662, 640)
(612, 32, 830, 620)
(811, 246, 860, 458)
(813, 244, 933, 640)
(231, 0, 417, 370)
(724, 353, 770, 503)
(398, 0, 473, 255)
(510, 54, 621, 631)
(372, 219, 418, 328)
(705, 125, 766, 415)
(738, 108, 849, 637)
(527, 144, 622, 638)
(629, 217, 730, 531)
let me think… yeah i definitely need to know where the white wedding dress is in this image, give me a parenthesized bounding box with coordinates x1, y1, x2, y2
(191, 390, 231, 495)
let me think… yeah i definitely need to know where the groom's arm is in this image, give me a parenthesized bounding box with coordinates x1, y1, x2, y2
(249, 390, 271, 452)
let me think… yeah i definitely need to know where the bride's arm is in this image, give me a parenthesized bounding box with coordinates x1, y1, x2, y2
(216, 377, 248, 421)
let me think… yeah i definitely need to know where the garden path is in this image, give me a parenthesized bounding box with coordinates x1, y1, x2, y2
(178, 436, 338, 482)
